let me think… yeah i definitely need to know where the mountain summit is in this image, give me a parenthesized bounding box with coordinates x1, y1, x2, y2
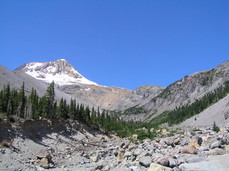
(15, 59, 98, 86)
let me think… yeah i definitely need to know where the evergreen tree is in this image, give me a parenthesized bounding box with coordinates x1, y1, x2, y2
(0, 90, 3, 112)
(58, 98, 68, 119)
(17, 82, 26, 118)
(85, 106, 91, 125)
(27, 88, 38, 119)
(76, 103, 80, 120)
(69, 98, 76, 119)
(79, 104, 85, 122)
(91, 107, 97, 127)
(2, 84, 10, 113)
(37, 96, 47, 119)
(45, 81, 55, 119)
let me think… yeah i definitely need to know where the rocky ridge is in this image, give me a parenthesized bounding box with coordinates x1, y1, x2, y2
(132, 61, 229, 121)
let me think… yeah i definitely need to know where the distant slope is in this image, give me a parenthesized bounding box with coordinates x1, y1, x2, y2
(179, 93, 229, 127)
(120, 61, 229, 124)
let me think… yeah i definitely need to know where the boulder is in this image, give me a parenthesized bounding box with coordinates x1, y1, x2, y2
(157, 156, 169, 167)
(124, 151, 132, 158)
(173, 138, 180, 145)
(180, 138, 189, 146)
(133, 148, 143, 156)
(139, 156, 152, 167)
(163, 138, 174, 146)
(181, 145, 197, 154)
(90, 155, 98, 162)
(210, 141, 221, 149)
(148, 163, 165, 171)
(168, 158, 179, 167)
(129, 166, 142, 171)
(224, 145, 229, 152)
(188, 142, 200, 148)
(39, 158, 49, 169)
(36, 149, 48, 159)
(161, 129, 170, 136)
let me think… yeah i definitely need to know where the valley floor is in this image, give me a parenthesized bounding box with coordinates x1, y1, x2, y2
(0, 120, 229, 171)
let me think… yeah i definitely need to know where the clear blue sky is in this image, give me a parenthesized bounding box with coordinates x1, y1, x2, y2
(0, 0, 228, 89)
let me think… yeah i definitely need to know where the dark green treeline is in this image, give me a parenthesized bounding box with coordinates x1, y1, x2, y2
(0, 81, 156, 139)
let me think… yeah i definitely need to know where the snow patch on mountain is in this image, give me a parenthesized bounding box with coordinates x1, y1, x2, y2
(16, 59, 98, 86)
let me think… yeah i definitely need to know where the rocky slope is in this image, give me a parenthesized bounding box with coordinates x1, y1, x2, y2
(1, 120, 229, 171)
(124, 61, 229, 122)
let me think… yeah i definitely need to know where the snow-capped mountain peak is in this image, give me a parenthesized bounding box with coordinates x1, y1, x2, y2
(15, 59, 98, 86)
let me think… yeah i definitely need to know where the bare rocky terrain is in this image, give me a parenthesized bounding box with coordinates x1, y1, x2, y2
(1, 119, 229, 171)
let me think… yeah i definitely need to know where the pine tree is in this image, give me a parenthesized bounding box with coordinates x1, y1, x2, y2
(58, 98, 68, 119)
(91, 107, 97, 127)
(79, 104, 85, 122)
(76, 103, 80, 120)
(85, 106, 91, 125)
(69, 98, 76, 119)
(27, 88, 39, 119)
(45, 81, 55, 119)
(2, 84, 10, 113)
(0, 90, 3, 112)
(37, 96, 47, 119)
(17, 82, 26, 118)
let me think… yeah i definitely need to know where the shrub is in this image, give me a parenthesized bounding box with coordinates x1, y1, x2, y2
(213, 121, 220, 133)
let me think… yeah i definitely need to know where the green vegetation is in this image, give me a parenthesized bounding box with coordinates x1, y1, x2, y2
(221, 139, 229, 145)
(157, 87, 171, 98)
(144, 110, 157, 121)
(122, 106, 146, 115)
(151, 81, 229, 126)
(2, 80, 229, 140)
(192, 128, 201, 132)
(200, 69, 216, 86)
(0, 82, 157, 140)
(213, 121, 220, 133)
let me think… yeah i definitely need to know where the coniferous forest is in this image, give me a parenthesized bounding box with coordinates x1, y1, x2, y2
(1, 81, 229, 140)
(0, 81, 156, 140)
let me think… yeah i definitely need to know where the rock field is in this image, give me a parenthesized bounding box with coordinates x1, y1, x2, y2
(1, 120, 229, 171)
